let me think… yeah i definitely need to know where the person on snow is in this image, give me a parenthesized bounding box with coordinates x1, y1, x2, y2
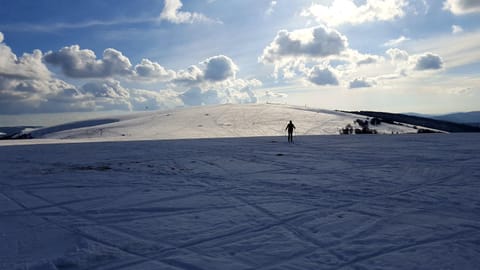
(285, 120, 296, 143)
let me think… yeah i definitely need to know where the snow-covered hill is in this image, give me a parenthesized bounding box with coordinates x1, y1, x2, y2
(28, 104, 418, 141)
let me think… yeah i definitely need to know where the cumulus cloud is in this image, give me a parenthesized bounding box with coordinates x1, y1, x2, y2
(387, 48, 410, 63)
(223, 78, 261, 104)
(1, 32, 261, 113)
(44, 45, 132, 78)
(203, 55, 238, 82)
(174, 65, 204, 85)
(349, 78, 375, 88)
(414, 53, 444, 70)
(0, 37, 81, 114)
(301, 0, 407, 26)
(81, 80, 129, 99)
(0, 73, 95, 114)
(44, 45, 181, 83)
(134, 59, 176, 82)
(308, 66, 339, 86)
(174, 55, 238, 85)
(443, 0, 480, 14)
(159, 0, 218, 24)
(0, 32, 4, 43)
(180, 87, 221, 106)
(385, 49, 444, 74)
(179, 78, 260, 106)
(259, 26, 394, 87)
(1, 40, 51, 80)
(80, 79, 132, 111)
(130, 88, 182, 110)
(260, 26, 348, 64)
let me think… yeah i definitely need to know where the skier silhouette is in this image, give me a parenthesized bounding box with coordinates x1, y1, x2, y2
(285, 120, 296, 143)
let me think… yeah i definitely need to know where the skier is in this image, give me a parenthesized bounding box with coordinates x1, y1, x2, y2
(285, 120, 296, 143)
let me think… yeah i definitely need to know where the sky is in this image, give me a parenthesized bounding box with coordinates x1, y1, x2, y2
(1, 0, 480, 119)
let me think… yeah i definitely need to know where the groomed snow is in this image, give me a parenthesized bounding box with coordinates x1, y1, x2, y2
(1, 132, 480, 269)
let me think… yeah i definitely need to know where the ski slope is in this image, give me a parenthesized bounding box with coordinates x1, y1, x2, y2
(1, 132, 480, 269)
(26, 104, 418, 141)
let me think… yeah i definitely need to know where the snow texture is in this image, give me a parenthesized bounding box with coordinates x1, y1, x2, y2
(1, 104, 479, 269)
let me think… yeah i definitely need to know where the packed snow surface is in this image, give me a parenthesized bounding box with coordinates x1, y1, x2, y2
(1, 104, 478, 269)
(1, 132, 480, 269)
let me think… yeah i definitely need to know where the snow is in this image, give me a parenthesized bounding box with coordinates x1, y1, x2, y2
(1, 104, 479, 269)
(25, 104, 418, 141)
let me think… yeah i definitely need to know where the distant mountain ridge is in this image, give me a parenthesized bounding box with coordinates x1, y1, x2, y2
(433, 111, 480, 127)
(346, 111, 480, 133)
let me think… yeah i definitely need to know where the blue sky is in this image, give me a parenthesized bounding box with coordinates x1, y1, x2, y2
(1, 0, 479, 116)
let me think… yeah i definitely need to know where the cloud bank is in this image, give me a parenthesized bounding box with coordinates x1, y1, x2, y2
(259, 23, 446, 90)
(0, 32, 260, 114)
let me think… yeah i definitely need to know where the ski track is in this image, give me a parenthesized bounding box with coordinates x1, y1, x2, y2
(1, 134, 480, 269)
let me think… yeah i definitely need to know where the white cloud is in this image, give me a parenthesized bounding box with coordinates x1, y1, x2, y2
(443, 0, 480, 14)
(130, 88, 182, 110)
(80, 79, 132, 111)
(174, 65, 204, 85)
(452, 25, 464, 34)
(414, 53, 444, 71)
(384, 36, 410, 47)
(44, 45, 132, 78)
(1, 41, 51, 80)
(385, 48, 444, 73)
(174, 55, 239, 85)
(0, 73, 94, 114)
(0, 32, 4, 43)
(266, 1, 278, 16)
(134, 59, 176, 82)
(203, 55, 238, 82)
(159, 0, 218, 24)
(180, 87, 221, 106)
(179, 78, 260, 106)
(1, 31, 262, 113)
(387, 48, 410, 63)
(81, 79, 129, 99)
(308, 66, 339, 86)
(301, 0, 407, 26)
(0, 36, 85, 114)
(260, 26, 348, 64)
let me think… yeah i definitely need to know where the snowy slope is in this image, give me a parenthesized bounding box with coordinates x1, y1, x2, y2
(1, 133, 479, 269)
(28, 104, 418, 140)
